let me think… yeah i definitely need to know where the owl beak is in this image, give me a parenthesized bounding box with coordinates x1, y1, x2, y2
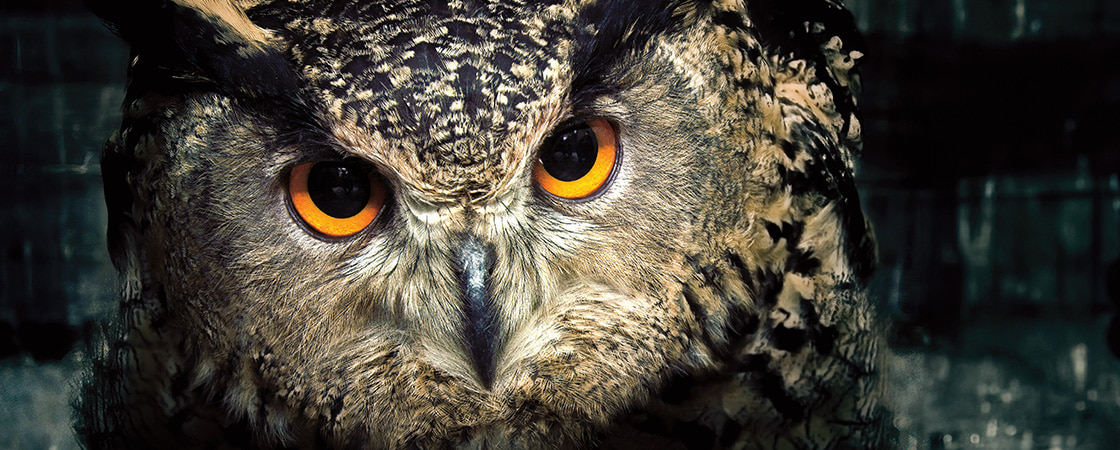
(456, 234, 499, 388)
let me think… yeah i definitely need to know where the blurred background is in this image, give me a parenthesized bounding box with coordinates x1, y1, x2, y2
(1, 0, 1118, 448)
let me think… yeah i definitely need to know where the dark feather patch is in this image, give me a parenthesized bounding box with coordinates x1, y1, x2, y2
(741, 353, 803, 422)
(674, 420, 718, 450)
(772, 325, 808, 353)
(570, 0, 691, 101)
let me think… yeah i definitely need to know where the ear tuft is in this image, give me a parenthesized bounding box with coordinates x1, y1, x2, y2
(87, 0, 298, 99)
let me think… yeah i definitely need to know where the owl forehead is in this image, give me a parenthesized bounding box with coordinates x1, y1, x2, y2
(271, 0, 573, 171)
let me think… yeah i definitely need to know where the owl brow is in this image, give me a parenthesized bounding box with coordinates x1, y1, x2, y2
(264, 115, 352, 162)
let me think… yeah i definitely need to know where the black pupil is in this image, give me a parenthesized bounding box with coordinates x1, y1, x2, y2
(540, 124, 599, 182)
(307, 162, 371, 218)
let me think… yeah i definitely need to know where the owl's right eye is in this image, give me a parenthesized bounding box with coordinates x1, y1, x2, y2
(287, 161, 387, 238)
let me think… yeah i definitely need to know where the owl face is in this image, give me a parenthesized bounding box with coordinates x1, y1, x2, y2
(86, 0, 879, 447)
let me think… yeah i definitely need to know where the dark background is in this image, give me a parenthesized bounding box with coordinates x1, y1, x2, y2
(2, 0, 1119, 448)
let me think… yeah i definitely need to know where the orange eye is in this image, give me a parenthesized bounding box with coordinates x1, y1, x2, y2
(288, 161, 386, 238)
(532, 119, 619, 199)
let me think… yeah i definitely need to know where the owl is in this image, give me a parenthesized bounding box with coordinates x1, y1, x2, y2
(78, 0, 886, 448)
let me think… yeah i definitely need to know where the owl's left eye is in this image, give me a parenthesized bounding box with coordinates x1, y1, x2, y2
(287, 161, 387, 238)
(533, 119, 619, 199)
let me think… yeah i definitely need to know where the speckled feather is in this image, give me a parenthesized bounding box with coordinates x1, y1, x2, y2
(79, 0, 888, 448)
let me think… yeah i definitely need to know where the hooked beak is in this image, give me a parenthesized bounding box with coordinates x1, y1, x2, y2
(456, 234, 499, 388)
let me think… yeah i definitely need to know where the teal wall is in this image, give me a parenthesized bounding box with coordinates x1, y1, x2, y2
(1, 15, 125, 360)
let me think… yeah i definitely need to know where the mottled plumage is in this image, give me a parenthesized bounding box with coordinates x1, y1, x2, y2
(79, 0, 887, 448)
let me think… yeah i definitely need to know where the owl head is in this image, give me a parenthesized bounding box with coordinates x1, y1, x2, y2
(81, 0, 880, 447)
